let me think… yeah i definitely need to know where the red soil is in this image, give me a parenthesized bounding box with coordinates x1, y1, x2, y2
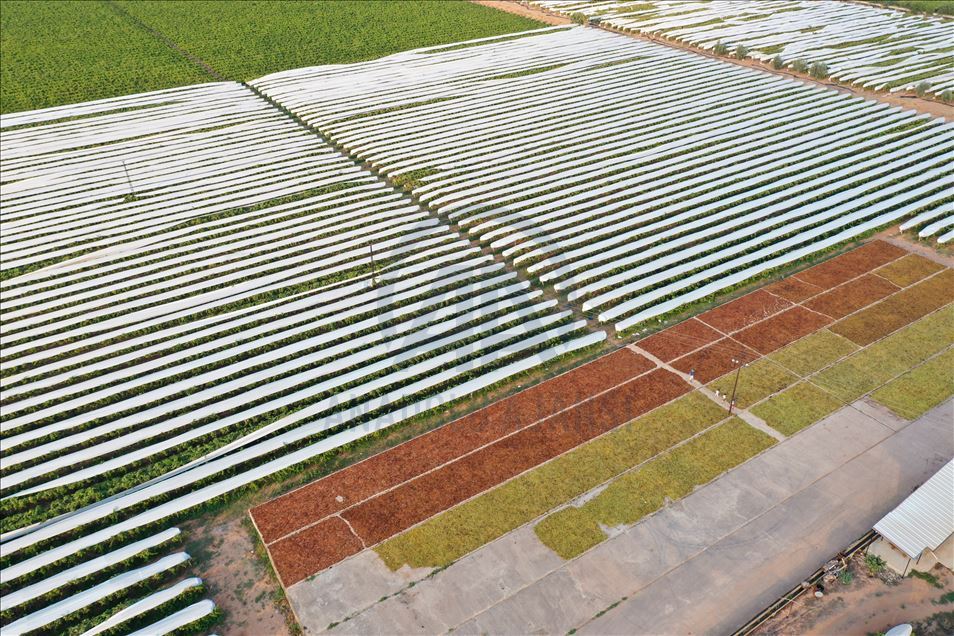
(267, 516, 364, 587)
(671, 338, 758, 383)
(794, 241, 906, 290)
(733, 306, 832, 355)
(636, 318, 723, 362)
(251, 348, 652, 544)
(804, 274, 900, 319)
(697, 289, 792, 334)
(340, 369, 688, 546)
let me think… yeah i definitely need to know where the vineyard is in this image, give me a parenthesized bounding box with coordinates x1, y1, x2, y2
(534, 1, 954, 98)
(0, 79, 603, 635)
(253, 26, 953, 335)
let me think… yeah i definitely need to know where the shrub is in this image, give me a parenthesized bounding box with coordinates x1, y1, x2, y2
(772, 55, 784, 70)
(865, 553, 886, 575)
(915, 81, 931, 97)
(809, 61, 829, 79)
(791, 59, 809, 73)
(941, 89, 953, 102)
(570, 12, 587, 25)
(713, 42, 728, 56)
(838, 569, 853, 585)
(734, 44, 749, 59)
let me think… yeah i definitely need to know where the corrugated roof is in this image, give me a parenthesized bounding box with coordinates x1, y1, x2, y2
(874, 460, 954, 559)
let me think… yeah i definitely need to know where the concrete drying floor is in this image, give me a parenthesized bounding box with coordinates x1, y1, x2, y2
(288, 399, 953, 635)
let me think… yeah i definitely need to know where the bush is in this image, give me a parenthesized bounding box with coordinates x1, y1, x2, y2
(941, 89, 953, 102)
(713, 42, 728, 56)
(570, 12, 587, 25)
(791, 59, 809, 73)
(734, 44, 749, 59)
(865, 553, 886, 575)
(772, 55, 784, 70)
(915, 81, 932, 97)
(809, 61, 829, 79)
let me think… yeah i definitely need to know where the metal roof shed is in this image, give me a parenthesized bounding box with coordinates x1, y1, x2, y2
(873, 459, 954, 568)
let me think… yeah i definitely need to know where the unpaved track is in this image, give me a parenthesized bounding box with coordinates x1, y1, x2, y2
(473, 0, 571, 24)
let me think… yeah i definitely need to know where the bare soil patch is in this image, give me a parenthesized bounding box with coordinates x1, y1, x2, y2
(756, 559, 953, 636)
(182, 514, 293, 636)
(876, 229, 954, 266)
(472, 0, 572, 25)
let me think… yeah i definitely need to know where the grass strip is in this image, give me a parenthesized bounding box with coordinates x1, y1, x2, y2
(750, 382, 843, 436)
(769, 329, 859, 377)
(871, 348, 954, 420)
(374, 392, 725, 570)
(533, 418, 775, 559)
(813, 304, 954, 403)
(708, 358, 799, 408)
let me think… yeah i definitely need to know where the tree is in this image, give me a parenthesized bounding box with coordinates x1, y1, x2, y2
(808, 61, 829, 79)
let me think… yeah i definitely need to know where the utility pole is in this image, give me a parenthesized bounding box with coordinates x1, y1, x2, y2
(368, 242, 377, 287)
(122, 161, 135, 198)
(728, 354, 745, 415)
(727, 307, 769, 414)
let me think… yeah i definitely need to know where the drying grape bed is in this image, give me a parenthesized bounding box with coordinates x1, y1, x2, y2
(252, 240, 950, 592)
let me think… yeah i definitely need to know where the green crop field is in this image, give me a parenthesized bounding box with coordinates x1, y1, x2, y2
(0, 1, 211, 114)
(117, 0, 544, 80)
(1, 0, 542, 114)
